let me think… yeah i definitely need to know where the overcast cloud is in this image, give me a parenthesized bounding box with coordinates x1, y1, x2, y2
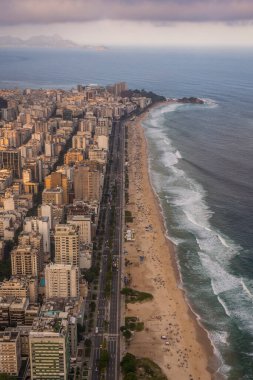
(1, 0, 253, 25)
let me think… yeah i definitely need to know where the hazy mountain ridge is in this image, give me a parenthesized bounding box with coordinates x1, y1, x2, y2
(0, 34, 108, 50)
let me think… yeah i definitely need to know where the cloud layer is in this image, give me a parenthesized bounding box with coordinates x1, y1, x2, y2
(1, 0, 253, 25)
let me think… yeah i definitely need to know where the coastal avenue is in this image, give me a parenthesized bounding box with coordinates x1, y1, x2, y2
(90, 118, 125, 380)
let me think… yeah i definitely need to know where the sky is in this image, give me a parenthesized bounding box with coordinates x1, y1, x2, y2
(1, 0, 253, 47)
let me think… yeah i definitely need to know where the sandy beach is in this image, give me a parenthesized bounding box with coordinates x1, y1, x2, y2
(123, 106, 215, 380)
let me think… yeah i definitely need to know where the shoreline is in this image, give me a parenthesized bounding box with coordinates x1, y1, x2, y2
(144, 105, 219, 372)
(123, 102, 218, 380)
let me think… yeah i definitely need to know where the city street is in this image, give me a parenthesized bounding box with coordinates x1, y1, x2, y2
(90, 119, 125, 380)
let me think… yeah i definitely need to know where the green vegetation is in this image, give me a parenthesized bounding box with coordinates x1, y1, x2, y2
(122, 89, 166, 103)
(123, 329, 132, 340)
(103, 320, 109, 332)
(124, 373, 137, 380)
(0, 375, 16, 380)
(121, 317, 144, 341)
(83, 265, 99, 283)
(85, 346, 91, 357)
(105, 269, 112, 298)
(121, 353, 137, 375)
(84, 338, 91, 348)
(125, 317, 144, 332)
(77, 323, 86, 342)
(121, 287, 153, 303)
(53, 320, 62, 332)
(125, 171, 129, 189)
(125, 210, 133, 223)
(89, 301, 96, 313)
(121, 353, 167, 380)
(98, 349, 110, 371)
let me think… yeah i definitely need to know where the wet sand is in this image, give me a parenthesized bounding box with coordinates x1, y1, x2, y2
(123, 106, 216, 380)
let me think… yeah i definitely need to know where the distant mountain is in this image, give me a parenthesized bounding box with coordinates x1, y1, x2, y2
(0, 34, 108, 51)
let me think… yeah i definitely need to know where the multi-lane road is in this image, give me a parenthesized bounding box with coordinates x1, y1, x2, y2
(90, 119, 125, 380)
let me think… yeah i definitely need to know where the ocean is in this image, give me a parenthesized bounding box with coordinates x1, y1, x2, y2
(1, 47, 253, 379)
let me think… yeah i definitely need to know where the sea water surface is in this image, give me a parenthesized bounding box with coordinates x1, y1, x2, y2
(1, 47, 253, 379)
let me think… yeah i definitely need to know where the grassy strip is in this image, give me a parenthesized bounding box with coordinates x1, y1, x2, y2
(121, 287, 153, 303)
(121, 353, 167, 380)
(125, 210, 133, 223)
(120, 317, 144, 341)
(98, 349, 110, 372)
(125, 317, 144, 332)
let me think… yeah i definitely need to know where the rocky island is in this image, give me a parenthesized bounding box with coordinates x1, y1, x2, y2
(177, 97, 205, 104)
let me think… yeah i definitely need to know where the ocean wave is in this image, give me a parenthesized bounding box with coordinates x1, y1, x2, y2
(217, 235, 229, 248)
(200, 256, 241, 294)
(241, 279, 253, 300)
(152, 102, 183, 116)
(175, 150, 182, 159)
(217, 296, 231, 317)
(201, 98, 219, 108)
(143, 103, 253, 377)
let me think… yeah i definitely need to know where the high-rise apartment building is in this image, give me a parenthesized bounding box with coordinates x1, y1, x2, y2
(11, 246, 40, 277)
(64, 149, 84, 165)
(97, 135, 109, 150)
(9, 297, 29, 326)
(0, 148, 22, 178)
(18, 231, 43, 268)
(0, 331, 21, 376)
(73, 165, 101, 202)
(23, 216, 50, 255)
(88, 147, 107, 163)
(45, 263, 79, 299)
(29, 317, 69, 380)
(72, 132, 86, 150)
(0, 277, 38, 303)
(0, 278, 29, 299)
(42, 187, 64, 206)
(67, 214, 92, 244)
(55, 224, 79, 266)
(107, 81, 127, 96)
(44, 172, 69, 204)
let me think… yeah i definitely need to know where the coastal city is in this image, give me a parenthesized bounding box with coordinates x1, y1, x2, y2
(1, 1, 252, 379)
(0, 82, 157, 380)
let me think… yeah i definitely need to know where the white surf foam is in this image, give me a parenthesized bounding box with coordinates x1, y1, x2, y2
(217, 296, 231, 317)
(175, 150, 182, 159)
(143, 103, 253, 376)
(241, 279, 253, 300)
(218, 235, 229, 248)
(201, 98, 219, 108)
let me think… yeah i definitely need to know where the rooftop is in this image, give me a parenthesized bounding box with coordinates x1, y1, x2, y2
(31, 316, 68, 336)
(0, 331, 19, 342)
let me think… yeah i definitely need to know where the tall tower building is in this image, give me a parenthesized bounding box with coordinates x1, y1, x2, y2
(44, 172, 69, 204)
(73, 165, 101, 202)
(0, 331, 21, 376)
(55, 224, 79, 266)
(72, 132, 86, 150)
(0, 148, 22, 179)
(11, 246, 40, 277)
(23, 217, 50, 255)
(45, 263, 79, 299)
(67, 214, 92, 244)
(18, 231, 43, 269)
(29, 317, 69, 380)
(42, 187, 64, 206)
